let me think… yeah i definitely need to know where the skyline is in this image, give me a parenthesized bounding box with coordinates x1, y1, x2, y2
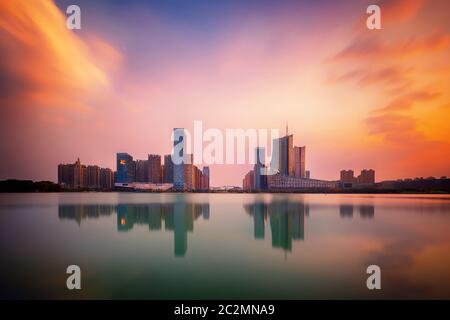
(1, 0, 449, 186)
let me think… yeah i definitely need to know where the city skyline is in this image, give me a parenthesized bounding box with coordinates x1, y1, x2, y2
(0, 0, 449, 186)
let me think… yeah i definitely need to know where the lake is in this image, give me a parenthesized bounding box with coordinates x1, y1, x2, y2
(1, 193, 449, 299)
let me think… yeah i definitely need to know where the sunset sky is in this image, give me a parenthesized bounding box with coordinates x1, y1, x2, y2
(0, 0, 449, 186)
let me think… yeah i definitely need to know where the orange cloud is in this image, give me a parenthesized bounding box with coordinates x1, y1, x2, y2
(0, 0, 121, 113)
(333, 33, 449, 61)
(379, 90, 440, 112)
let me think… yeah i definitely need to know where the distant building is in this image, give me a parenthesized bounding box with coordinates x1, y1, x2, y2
(58, 158, 112, 189)
(148, 154, 162, 183)
(202, 166, 210, 190)
(173, 128, 185, 190)
(243, 170, 255, 191)
(184, 154, 194, 190)
(116, 153, 135, 183)
(100, 168, 113, 190)
(86, 165, 100, 188)
(305, 170, 310, 179)
(58, 158, 85, 188)
(267, 174, 337, 190)
(340, 170, 355, 183)
(135, 159, 149, 182)
(293, 146, 306, 178)
(357, 169, 375, 184)
(340, 169, 375, 187)
(272, 133, 293, 175)
(163, 154, 174, 183)
(254, 147, 267, 190)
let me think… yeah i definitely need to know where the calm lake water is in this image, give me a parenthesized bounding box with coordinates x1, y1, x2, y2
(1, 193, 449, 299)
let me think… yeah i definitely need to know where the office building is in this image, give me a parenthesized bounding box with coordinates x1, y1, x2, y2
(173, 128, 185, 190)
(267, 175, 337, 190)
(86, 165, 100, 188)
(243, 170, 255, 191)
(163, 154, 174, 183)
(184, 154, 194, 190)
(272, 134, 293, 175)
(100, 168, 113, 190)
(254, 147, 267, 190)
(357, 169, 375, 184)
(340, 170, 355, 183)
(148, 154, 162, 183)
(202, 166, 210, 190)
(58, 158, 112, 190)
(116, 153, 135, 183)
(293, 146, 306, 178)
(135, 159, 149, 182)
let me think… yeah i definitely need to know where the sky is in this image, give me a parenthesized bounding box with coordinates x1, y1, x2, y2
(0, 0, 449, 186)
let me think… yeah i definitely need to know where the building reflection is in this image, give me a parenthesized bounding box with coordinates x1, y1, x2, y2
(244, 199, 308, 252)
(58, 200, 210, 257)
(359, 204, 375, 219)
(339, 203, 375, 219)
(58, 204, 115, 225)
(339, 204, 353, 218)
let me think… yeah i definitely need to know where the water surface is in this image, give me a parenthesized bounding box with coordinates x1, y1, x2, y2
(1, 193, 449, 299)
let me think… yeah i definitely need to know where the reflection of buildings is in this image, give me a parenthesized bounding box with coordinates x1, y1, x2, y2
(244, 198, 308, 252)
(116, 201, 209, 256)
(359, 205, 375, 219)
(59, 200, 210, 257)
(339, 204, 354, 218)
(58, 204, 115, 225)
(339, 204, 375, 219)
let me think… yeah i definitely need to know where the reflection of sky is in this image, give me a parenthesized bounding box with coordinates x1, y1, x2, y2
(1, 193, 450, 298)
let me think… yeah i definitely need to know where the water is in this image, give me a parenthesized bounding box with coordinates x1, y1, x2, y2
(1, 193, 449, 299)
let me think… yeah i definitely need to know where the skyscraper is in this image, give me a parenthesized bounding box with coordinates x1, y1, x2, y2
(86, 165, 100, 188)
(202, 166, 210, 190)
(163, 154, 174, 183)
(293, 146, 306, 178)
(254, 147, 267, 190)
(135, 159, 149, 182)
(340, 170, 355, 183)
(357, 169, 375, 184)
(100, 168, 113, 190)
(148, 154, 162, 183)
(272, 134, 293, 175)
(173, 128, 185, 190)
(184, 154, 194, 190)
(58, 159, 112, 190)
(116, 153, 135, 183)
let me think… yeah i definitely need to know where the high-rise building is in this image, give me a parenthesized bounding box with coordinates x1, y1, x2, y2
(184, 154, 194, 190)
(58, 158, 112, 190)
(100, 168, 113, 190)
(135, 159, 149, 182)
(357, 169, 375, 184)
(243, 170, 255, 191)
(306, 170, 310, 179)
(202, 166, 210, 190)
(173, 128, 185, 190)
(163, 154, 174, 183)
(148, 154, 162, 183)
(340, 170, 355, 183)
(272, 134, 293, 175)
(116, 153, 135, 183)
(254, 147, 267, 190)
(293, 146, 306, 178)
(86, 165, 100, 188)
